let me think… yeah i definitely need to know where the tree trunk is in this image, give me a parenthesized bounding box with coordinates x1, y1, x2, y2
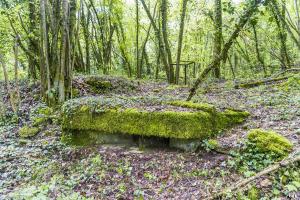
(13, 39, 20, 110)
(175, 0, 188, 84)
(40, 0, 51, 100)
(161, 0, 174, 83)
(140, 0, 170, 82)
(213, 0, 222, 78)
(0, 54, 17, 113)
(252, 23, 267, 76)
(271, 2, 291, 70)
(28, 0, 38, 80)
(136, 0, 141, 78)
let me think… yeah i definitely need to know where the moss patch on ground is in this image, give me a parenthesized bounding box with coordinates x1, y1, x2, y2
(19, 126, 39, 138)
(62, 97, 249, 142)
(167, 101, 216, 113)
(247, 129, 293, 158)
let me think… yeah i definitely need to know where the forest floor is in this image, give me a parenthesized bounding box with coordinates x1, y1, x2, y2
(0, 76, 299, 199)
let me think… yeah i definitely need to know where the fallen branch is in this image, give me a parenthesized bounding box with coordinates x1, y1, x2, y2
(234, 76, 290, 89)
(208, 153, 300, 200)
(271, 68, 300, 78)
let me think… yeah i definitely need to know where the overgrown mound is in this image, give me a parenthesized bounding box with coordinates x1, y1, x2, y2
(229, 129, 293, 176)
(61, 97, 249, 145)
(247, 129, 293, 158)
(72, 75, 139, 96)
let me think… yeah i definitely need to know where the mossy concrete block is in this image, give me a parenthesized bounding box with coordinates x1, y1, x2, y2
(81, 75, 138, 94)
(137, 136, 169, 149)
(62, 130, 135, 146)
(62, 97, 249, 145)
(247, 129, 293, 157)
(169, 138, 202, 152)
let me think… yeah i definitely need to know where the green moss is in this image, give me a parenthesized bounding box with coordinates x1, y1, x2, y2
(63, 108, 215, 139)
(207, 139, 219, 150)
(221, 109, 250, 124)
(32, 117, 48, 126)
(167, 101, 216, 113)
(247, 129, 293, 157)
(62, 97, 249, 142)
(19, 126, 39, 138)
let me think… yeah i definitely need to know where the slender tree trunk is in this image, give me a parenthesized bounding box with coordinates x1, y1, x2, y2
(271, 0, 300, 50)
(0, 54, 17, 113)
(295, 0, 300, 39)
(213, 0, 222, 78)
(280, 0, 291, 69)
(175, 0, 188, 84)
(252, 23, 267, 76)
(40, 0, 51, 100)
(161, 0, 174, 83)
(136, 0, 141, 78)
(58, 0, 70, 103)
(28, 0, 38, 79)
(140, 0, 170, 82)
(271, 3, 290, 69)
(13, 39, 20, 109)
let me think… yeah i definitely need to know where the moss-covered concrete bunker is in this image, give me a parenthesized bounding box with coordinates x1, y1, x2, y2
(61, 97, 249, 149)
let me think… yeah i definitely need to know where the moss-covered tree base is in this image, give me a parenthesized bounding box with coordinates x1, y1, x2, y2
(61, 97, 250, 149)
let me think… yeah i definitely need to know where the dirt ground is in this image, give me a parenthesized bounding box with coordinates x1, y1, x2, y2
(0, 78, 299, 199)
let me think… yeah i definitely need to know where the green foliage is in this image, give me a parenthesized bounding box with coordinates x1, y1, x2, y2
(247, 186, 259, 200)
(279, 75, 300, 92)
(201, 139, 220, 152)
(247, 129, 293, 158)
(229, 129, 293, 177)
(19, 126, 39, 138)
(30, 103, 53, 126)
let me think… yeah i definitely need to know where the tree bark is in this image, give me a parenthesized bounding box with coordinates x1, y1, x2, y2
(140, 0, 170, 82)
(213, 0, 222, 78)
(175, 0, 188, 84)
(161, 0, 174, 83)
(252, 22, 267, 76)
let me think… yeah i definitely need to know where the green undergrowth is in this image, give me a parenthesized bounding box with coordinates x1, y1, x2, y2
(232, 159, 300, 199)
(279, 75, 300, 92)
(62, 97, 249, 141)
(228, 129, 293, 177)
(30, 103, 54, 126)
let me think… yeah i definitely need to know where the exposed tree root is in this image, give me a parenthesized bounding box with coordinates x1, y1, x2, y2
(208, 152, 300, 200)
